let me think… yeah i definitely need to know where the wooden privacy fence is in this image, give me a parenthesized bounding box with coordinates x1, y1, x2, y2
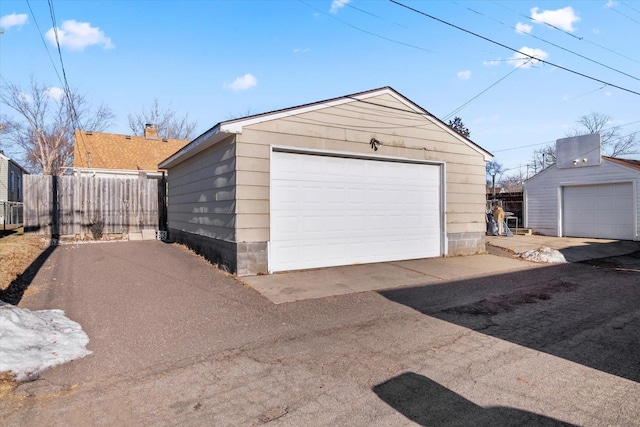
(23, 175, 162, 236)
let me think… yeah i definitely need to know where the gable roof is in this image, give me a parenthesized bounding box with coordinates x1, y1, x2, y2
(604, 156, 640, 172)
(74, 130, 189, 171)
(0, 151, 30, 174)
(160, 87, 493, 168)
(525, 156, 640, 183)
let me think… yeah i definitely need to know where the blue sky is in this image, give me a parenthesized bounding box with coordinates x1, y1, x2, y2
(1, 0, 639, 178)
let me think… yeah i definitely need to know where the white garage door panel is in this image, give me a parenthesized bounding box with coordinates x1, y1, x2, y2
(270, 152, 441, 272)
(563, 182, 634, 240)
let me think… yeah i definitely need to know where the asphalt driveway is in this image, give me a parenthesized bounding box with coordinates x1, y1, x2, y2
(2, 239, 640, 426)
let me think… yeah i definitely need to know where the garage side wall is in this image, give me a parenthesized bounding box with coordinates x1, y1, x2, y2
(524, 161, 640, 239)
(166, 137, 240, 272)
(234, 93, 487, 274)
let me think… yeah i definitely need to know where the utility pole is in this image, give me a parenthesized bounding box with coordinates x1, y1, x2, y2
(492, 173, 496, 199)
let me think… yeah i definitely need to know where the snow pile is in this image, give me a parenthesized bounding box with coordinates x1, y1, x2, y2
(516, 246, 567, 264)
(0, 302, 91, 381)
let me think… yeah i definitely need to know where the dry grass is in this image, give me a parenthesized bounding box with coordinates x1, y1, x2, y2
(0, 230, 49, 292)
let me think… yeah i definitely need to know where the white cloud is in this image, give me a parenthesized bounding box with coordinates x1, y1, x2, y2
(483, 58, 501, 67)
(294, 48, 310, 54)
(606, 0, 618, 8)
(45, 87, 65, 101)
(18, 92, 33, 104)
(45, 20, 114, 51)
(515, 22, 533, 34)
(0, 13, 28, 29)
(330, 0, 350, 14)
(511, 46, 549, 68)
(225, 74, 257, 91)
(457, 70, 471, 80)
(530, 7, 580, 32)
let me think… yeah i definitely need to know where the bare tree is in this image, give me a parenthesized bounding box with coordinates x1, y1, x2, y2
(528, 112, 637, 178)
(530, 145, 556, 173)
(128, 98, 197, 140)
(499, 173, 524, 193)
(568, 112, 638, 157)
(0, 78, 113, 175)
(486, 160, 503, 198)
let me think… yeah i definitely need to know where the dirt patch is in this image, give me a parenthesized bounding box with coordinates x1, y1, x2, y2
(0, 372, 18, 400)
(0, 232, 49, 293)
(444, 281, 579, 316)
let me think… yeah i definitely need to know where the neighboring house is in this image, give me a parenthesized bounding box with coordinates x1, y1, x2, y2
(159, 87, 494, 276)
(524, 133, 640, 241)
(73, 124, 189, 179)
(0, 151, 29, 226)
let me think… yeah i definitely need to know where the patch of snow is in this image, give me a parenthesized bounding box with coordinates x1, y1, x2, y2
(516, 246, 567, 263)
(0, 301, 91, 381)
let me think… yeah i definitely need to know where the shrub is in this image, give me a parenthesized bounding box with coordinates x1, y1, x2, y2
(89, 216, 104, 240)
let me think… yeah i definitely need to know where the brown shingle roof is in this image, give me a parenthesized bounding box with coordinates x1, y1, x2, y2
(74, 130, 189, 171)
(604, 156, 640, 172)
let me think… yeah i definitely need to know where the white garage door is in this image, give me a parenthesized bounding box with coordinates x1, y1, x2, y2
(563, 182, 634, 239)
(270, 151, 442, 272)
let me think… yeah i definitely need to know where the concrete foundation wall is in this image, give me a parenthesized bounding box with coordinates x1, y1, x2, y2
(447, 232, 486, 256)
(237, 242, 268, 276)
(169, 228, 237, 274)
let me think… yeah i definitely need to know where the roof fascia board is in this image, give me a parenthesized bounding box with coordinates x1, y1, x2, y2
(220, 88, 396, 133)
(160, 86, 494, 167)
(159, 124, 226, 169)
(603, 157, 640, 174)
(221, 86, 493, 162)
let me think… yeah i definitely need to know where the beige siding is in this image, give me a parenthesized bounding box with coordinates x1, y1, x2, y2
(235, 93, 487, 242)
(167, 136, 237, 241)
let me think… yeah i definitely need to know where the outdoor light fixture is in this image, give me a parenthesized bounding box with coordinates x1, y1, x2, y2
(370, 138, 382, 151)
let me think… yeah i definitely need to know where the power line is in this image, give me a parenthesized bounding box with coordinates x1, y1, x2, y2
(25, 0, 63, 86)
(456, 3, 639, 83)
(343, 1, 409, 28)
(607, 2, 640, 25)
(493, 1, 640, 65)
(621, 2, 640, 15)
(493, 124, 640, 153)
(560, 85, 606, 103)
(298, 0, 437, 54)
(389, 0, 640, 96)
(443, 59, 531, 121)
(46, 0, 103, 169)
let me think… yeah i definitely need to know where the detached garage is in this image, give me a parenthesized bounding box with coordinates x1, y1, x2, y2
(159, 87, 493, 275)
(524, 134, 640, 241)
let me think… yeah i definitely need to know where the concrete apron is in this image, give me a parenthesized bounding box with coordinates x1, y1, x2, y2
(486, 235, 640, 262)
(242, 236, 640, 304)
(241, 254, 542, 304)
